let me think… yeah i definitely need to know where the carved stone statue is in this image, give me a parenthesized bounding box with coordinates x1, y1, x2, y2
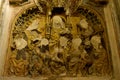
(78, 18, 94, 38)
(50, 16, 66, 48)
(89, 35, 108, 75)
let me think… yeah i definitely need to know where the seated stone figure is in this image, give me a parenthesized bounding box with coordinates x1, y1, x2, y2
(49, 16, 66, 51)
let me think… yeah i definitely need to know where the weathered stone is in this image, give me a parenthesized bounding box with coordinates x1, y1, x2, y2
(90, 35, 101, 50)
(26, 19, 39, 31)
(14, 38, 27, 50)
(60, 37, 68, 47)
(72, 38, 82, 50)
(52, 16, 65, 29)
(79, 19, 89, 29)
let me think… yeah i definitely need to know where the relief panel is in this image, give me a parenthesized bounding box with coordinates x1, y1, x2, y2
(5, 0, 112, 78)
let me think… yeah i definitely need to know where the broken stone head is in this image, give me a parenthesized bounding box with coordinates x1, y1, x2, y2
(90, 35, 101, 50)
(79, 19, 88, 29)
(14, 38, 27, 50)
(72, 38, 82, 50)
(60, 36, 68, 48)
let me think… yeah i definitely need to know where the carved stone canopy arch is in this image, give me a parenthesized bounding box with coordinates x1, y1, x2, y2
(34, 0, 83, 15)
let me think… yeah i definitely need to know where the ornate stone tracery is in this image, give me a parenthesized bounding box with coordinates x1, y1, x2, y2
(5, 0, 112, 78)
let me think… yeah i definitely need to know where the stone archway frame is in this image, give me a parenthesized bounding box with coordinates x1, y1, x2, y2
(2, 0, 116, 79)
(104, 0, 120, 80)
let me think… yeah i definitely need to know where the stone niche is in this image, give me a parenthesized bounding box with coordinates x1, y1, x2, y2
(0, 0, 120, 80)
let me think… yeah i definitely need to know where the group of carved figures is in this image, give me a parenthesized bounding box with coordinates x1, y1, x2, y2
(8, 15, 109, 77)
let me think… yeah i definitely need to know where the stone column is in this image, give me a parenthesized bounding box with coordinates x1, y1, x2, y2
(112, 0, 120, 57)
(0, 0, 4, 40)
(104, 0, 120, 80)
(0, 0, 12, 76)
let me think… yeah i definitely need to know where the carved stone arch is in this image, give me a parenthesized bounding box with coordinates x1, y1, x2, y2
(4, 0, 112, 78)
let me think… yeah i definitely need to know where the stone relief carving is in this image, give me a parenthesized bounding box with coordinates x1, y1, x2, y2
(6, 0, 111, 78)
